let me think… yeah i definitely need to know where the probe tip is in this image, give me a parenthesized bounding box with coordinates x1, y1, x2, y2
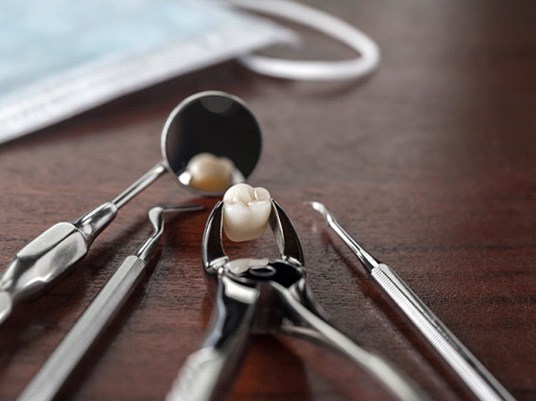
(307, 201, 331, 221)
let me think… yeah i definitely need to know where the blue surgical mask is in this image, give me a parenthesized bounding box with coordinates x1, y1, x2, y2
(0, 0, 293, 144)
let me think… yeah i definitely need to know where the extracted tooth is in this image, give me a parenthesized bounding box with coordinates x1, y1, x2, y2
(184, 153, 235, 193)
(223, 183, 272, 242)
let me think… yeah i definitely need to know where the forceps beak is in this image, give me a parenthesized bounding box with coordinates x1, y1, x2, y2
(202, 200, 305, 274)
(201, 201, 228, 274)
(269, 200, 304, 266)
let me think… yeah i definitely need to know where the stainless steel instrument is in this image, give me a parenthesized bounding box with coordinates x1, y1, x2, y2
(16, 204, 202, 401)
(166, 200, 428, 401)
(0, 91, 262, 324)
(309, 201, 516, 401)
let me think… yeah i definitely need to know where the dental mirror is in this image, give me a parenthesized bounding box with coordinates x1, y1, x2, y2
(114, 90, 262, 206)
(0, 91, 262, 324)
(162, 91, 262, 196)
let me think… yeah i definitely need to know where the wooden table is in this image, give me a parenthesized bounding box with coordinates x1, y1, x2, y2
(1, 1, 534, 400)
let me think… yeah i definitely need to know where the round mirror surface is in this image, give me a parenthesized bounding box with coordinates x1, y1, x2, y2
(161, 91, 262, 196)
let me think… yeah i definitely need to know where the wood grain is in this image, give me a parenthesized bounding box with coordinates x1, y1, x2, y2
(0, 1, 535, 400)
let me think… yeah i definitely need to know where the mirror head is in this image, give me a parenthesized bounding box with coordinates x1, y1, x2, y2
(161, 91, 262, 196)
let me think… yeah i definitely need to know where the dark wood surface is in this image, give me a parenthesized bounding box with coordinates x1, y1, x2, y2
(1, 1, 535, 400)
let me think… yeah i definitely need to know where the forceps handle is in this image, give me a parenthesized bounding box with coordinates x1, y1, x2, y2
(276, 284, 428, 401)
(16, 255, 146, 401)
(370, 263, 516, 401)
(166, 275, 257, 401)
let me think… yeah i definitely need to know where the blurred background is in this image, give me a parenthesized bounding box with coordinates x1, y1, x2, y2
(0, 1, 534, 401)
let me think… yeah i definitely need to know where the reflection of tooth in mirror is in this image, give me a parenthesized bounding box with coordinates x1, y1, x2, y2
(223, 183, 272, 242)
(181, 153, 236, 193)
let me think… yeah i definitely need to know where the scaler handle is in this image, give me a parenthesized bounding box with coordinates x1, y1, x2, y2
(16, 255, 146, 401)
(371, 263, 516, 401)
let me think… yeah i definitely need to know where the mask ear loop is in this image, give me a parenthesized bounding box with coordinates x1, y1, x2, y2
(227, 0, 381, 81)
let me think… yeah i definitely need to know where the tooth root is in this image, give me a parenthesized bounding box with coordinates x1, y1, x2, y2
(223, 183, 272, 242)
(185, 152, 235, 193)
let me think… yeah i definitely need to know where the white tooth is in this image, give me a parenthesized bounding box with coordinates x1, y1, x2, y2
(223, 183, 272, 242)
(185, 152, 235, 193)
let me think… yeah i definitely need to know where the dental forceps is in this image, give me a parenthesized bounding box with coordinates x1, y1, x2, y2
(166, 200, 428, 401)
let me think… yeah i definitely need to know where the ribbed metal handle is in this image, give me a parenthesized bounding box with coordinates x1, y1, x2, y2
(17, 255, 146, 401)
(371, 263, 516, 401)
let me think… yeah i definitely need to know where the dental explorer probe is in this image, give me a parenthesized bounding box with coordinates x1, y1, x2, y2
(16, 204, 202, 401)
(309, 201, 515, 401)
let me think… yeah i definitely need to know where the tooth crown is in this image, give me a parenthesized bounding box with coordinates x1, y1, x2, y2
(223, 184, 272, 242)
